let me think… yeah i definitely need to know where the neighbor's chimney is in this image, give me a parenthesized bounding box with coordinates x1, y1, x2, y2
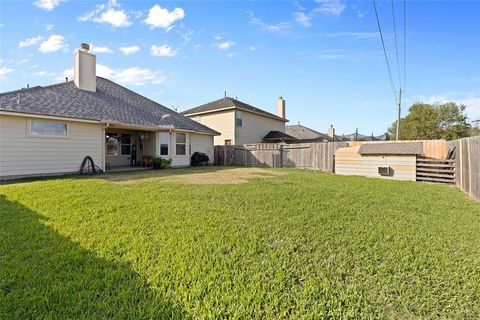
(276, 96, 286, 119)
(74, 43, 96, 92)
(327, 125, 335, 137)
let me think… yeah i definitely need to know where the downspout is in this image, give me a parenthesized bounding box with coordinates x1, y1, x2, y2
(102, 122, 110, 172)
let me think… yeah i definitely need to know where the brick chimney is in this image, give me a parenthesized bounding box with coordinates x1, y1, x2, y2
(276, 97, 286, 119)
(74, 43, 96, 92)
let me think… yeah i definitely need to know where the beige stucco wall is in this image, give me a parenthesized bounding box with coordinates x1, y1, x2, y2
(190, 133, 214, 163)
(187, 110, 235, 145)
(335, 146, 417, 181)
(235, 111, 285, 145)
(188, 109, 285, 145)
(0, 114, 103, 179)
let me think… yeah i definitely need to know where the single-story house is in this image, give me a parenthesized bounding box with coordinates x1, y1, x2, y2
(182, 96, 288, 145)
(286, 123, 332, 142)
(0, 43, 219, 180)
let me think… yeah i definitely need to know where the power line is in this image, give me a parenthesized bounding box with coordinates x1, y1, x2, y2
(372, 0, 397, 101)
(403, 0, 406, 91)
(391, 0, 402, 86)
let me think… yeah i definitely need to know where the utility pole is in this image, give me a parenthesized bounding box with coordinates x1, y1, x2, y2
(396, 88, 402, 140)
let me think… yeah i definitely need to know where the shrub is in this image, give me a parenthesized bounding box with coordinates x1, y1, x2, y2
(152, 157, 171, 170)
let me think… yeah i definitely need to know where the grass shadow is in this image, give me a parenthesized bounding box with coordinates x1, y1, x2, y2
(0, 194, 187, 319)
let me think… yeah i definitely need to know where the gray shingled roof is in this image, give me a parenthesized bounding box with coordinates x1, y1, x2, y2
(358, 142, 423, 155)
(286, 124, 332, 141)
(263, 130, 297, 142)
(0, 77, 219, 135)
(182, 97, 287, 122)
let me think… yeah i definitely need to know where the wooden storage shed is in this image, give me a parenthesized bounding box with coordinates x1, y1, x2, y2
(335, 142, 423, 181)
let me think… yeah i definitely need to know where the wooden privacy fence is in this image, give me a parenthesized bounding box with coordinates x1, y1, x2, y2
(447, 136, 480, 201)
(349, 139, 447, 159)
(214, 142, 348, 172)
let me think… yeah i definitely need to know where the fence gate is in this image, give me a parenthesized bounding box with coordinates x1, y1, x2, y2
(416, 157, 456, 184)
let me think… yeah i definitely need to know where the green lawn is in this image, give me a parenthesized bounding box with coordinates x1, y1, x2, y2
(1, 167, 479, 319)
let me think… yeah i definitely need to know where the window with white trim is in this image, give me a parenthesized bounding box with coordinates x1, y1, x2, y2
(236, 111, 243, 127)
(175, 133, 186, 156)
(159, 132, 169, 156)
(30, 120, 67, 136)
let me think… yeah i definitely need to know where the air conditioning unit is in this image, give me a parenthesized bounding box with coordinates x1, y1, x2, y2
(378, 166, 391, 176)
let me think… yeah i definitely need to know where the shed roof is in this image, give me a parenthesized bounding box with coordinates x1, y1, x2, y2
(358, 142, 423, 155)
(0, 77, 219, 135)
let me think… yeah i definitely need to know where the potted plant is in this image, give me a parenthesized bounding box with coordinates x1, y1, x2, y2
(153, 157, 172, 170)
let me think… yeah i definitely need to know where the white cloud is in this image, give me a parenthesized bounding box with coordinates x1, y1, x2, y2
(150, 44, 177, 57)
(144, 4, 185, 29)
(248, 12, 290, 32)
(213, 34, 222, 40)
(294, 12, 311, 27)
(357, 10, 365, 18)
(39, 35, 65, 53)
(96, 8, 130, 27)
(414, 93, 480, 120)
(249, 45, 256, 51)
(90, 45, 113, 54)
(0, 67, 14, 80)
(79, 1, 131, 28)
(34, 0, 63, 11)
(114, 67, 166, 85)
(216, 41, 234, 50)
(314, 0, 346, 16)
(18, 36, 43, 48)
(120, 45, 140, 55)
(33, 70, 49, 76)
(45, 23, 54, 31)
(60, 64, 165, 86)
(62, 68, 73, 80)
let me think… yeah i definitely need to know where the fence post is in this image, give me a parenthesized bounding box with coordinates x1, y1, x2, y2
(280, 145, 283, 168)
(223, 146, 227, 166)
(244, 147, 247, 166)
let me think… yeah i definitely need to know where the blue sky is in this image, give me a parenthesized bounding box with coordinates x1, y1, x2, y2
(1, 0, 479, 134)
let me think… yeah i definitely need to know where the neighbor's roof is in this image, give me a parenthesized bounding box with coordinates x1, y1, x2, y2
(263, 130, 297, 142)
(182, 97, 287, 122)
(0, 77, 219, 135)
(286, 124, 332, 141)
(358, 142, 423, 155)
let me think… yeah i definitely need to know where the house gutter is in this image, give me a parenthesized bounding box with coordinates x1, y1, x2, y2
(0, 110, 100, 124)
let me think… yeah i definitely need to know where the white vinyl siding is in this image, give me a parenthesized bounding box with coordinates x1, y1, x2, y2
(190, 133, 214, 163)
(170, 131, 190, 167)
(0, 114, 103, 179)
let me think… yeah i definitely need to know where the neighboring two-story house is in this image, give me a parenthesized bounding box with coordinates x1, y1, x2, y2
(182, 97, 291, 145)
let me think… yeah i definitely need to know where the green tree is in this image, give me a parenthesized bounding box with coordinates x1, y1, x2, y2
(437, 103, 470, 140)
(388, 102, 472, 140)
